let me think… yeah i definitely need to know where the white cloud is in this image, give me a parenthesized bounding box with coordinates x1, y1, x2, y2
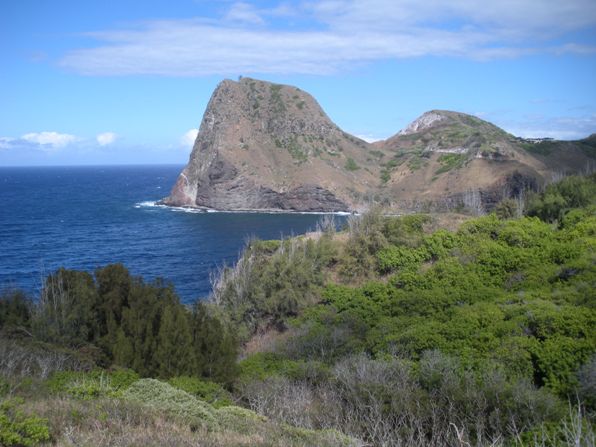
(21, 131, 76, 148)
(96, 132, 118, 146)
(58, 0, 596, 76)
(181, 129, 198, 148)
(500, 114, 596, 140)
(355, 133, 383, 143)
(224, 2, 264, 24)
(0, 137, 15, 149)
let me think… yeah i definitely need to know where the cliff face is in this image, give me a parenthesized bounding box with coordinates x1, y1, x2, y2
(161, 77, 377, 212)
(162, 78, 595, 212)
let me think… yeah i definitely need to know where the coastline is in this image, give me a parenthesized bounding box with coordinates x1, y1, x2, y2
(143, 200, 355, 216)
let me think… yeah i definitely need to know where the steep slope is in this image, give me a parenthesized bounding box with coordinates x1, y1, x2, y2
(162, 79, 594, 212)
(161, 77, 378, 212)
(373, 110, 595, 209)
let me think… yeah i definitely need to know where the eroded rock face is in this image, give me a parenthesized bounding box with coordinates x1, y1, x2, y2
(398, 111, 445, 135)
(160, 77, 372, 211)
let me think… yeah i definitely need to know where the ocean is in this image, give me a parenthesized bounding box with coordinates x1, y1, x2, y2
(0, 165, 343, 303)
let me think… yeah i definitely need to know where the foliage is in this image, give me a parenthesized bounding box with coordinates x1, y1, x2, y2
(212, 233, 338, 341)
(344, 157, 360, 171)
(237, 352, 330, 385)
(226, 179, 596, 445)
(122, 378, 218, 428)
(46, 368, 139, 399)
(2, 264, 239, 381)
(168, 376, 233, 408)
(0, 290, 31, 336)
(435, 153, 466, 174)
(495, 198, 517, 219)
(527, 174, 596, 222)
(577, 354, 596, 411)
(0, 398, 50, 447)
(337, 211, 430, 281)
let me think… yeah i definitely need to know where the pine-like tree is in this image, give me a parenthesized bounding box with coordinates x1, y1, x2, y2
(192, 303, 238, 384)
(155, 305, 195, 378)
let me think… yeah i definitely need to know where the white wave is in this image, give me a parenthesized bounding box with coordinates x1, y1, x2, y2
(135, 200, 353, 216)
(134, 200, 168, 209)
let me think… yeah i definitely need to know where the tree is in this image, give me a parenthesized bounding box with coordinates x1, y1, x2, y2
(155, 305, 195, 378)
(192, 303, 238, 385)
(32, 269, 100, 347)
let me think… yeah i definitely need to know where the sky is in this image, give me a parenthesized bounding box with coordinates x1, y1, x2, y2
(1, 0, 596, 166)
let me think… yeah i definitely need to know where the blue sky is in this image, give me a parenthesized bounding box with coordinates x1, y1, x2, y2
(1, 0, 596, 166)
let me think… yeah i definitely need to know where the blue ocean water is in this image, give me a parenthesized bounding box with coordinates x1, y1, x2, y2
(0, 165, 341, 303)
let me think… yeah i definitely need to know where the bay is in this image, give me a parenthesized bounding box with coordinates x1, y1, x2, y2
(0, 165, 342, 302)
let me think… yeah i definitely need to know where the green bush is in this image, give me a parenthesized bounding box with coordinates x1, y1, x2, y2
(344, 157, 360, 171)
(0, 398, 50, 447)
(435, 153, 466, 174)
(215, 405, 266, 432)
(46, 368, 139, 399)
(527, 174, 596, 223)
(122, 378, 218, 428)
(168, 376, 232, 408)
(377, 245, 428, 273)
(0, 290, 31, 335)
(237, 353, 312, 382)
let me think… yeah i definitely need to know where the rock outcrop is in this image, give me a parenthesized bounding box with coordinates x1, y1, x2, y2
(161, 77, 377, 212)
(162, 78, 595, 213)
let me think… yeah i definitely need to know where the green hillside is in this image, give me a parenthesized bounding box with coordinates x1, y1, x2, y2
(1, 174, 595, 446)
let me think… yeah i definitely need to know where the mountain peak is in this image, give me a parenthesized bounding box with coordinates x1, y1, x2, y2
(161, 78, 376, 212)
(398, 111, 447, 135)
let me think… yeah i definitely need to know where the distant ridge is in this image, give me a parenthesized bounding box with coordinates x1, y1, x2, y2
(162, 78, 595, 212)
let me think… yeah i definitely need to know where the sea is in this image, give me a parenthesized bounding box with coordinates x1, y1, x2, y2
(0, 165, 345, 303)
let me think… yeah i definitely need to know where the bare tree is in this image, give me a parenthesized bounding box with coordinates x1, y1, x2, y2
(463, 189, 485, 216)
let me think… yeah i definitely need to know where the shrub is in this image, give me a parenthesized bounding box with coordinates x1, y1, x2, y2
(0, 290, 31, 336)
(495, 198, 517, 219)
(0, 398, 50, 447)
(168, 376, 232, 408)
(435, 153, 466, 174)
(46, 368, 139, 399)
(376, 245, 428, 274)
(527, 174, 596, 222)
(0, 338, 93, 379)
(215, 405, 266, 432)
(122, 378, 218, 428)
(577, 354, 596, 410)
(344, 158, 360, 171)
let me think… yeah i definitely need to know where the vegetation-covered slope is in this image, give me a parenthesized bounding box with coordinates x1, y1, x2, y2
(212, 174, 596, 445)
(1, 174, 595, 446)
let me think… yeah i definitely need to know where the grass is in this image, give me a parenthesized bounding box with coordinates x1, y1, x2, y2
(435, 153, 467, 175)
(520, 140, 559, 156)
(0, 373, 359, 447)
(408, 153, 427, 171)
(380, 170, 391, 184)
(269, 84, 286, 115)
(286, 138, 308, 162)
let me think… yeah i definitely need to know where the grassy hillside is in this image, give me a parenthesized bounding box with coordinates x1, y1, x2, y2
(1, 174, 595, 446)
(212, 174, 596, 446)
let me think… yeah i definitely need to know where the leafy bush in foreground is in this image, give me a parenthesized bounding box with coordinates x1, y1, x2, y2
(122, 378, 218, 428)
(0, 398, 50, 447)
